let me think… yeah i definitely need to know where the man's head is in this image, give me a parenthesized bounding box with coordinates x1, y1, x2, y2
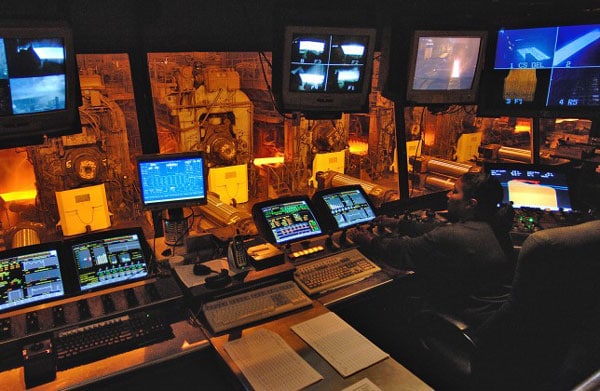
(447, 171, 503, 222)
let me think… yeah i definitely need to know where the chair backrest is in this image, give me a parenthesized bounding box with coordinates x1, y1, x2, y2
(472, 219, 600, 391)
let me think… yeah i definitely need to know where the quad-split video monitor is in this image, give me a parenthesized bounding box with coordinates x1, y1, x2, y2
(274, 25, 377, 118)
(0, 21, 81, 149)
(478, 23, 600, 117)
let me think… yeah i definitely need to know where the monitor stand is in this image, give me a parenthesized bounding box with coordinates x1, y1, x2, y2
(163, 208, 188, 246)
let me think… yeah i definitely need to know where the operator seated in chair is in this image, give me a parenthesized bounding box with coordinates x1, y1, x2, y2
(347, 171, 515, 328)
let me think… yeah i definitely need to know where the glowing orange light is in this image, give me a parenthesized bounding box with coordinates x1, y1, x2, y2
(253, 156, 285, 166)
(0, 190, 37, 202)
(423, 131, 436, 147)
(348, 139, 368, 155)
(515, 119, 532, 133)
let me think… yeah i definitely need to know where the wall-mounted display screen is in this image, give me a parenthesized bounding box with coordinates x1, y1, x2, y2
(275, 25, 376, 117)
(479, 24, 600, 116)
(0, 21, 81, 149)
(406, 30, 487, 105)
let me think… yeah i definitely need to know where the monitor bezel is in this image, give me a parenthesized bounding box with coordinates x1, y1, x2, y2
(136, 151, 209, 212)
(66, 226, 152, 293)
(477, 23, 600, 118)
(483, 162, 577, 211)
(0, 241, 76, 314)
(311, 184, 378, 233)
(405, 30, 487, 106)
(0, 20, 82, 149)
(275, 25, 377, 117)
(251, 195, 324, 246)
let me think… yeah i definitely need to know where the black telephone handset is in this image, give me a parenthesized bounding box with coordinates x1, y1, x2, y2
(227, 235, 250, 270)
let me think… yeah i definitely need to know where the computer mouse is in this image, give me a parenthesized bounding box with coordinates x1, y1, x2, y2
(193, 263, 212, 276)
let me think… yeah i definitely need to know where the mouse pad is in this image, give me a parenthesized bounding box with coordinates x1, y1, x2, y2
(173, 258, 229, 288)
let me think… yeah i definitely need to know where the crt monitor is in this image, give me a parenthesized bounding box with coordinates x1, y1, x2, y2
(478, 23, 600, 117)
(68, 227, 150, 292)
(0, 242, 67, 313)
(485, 163, 574, 212)
(0, 20, 81, 149)
(136, 151, 208, 218)
(275, 25, 376, 117)
(311, 185, 377, 233)
(252, 195, 324, 246)
(406, 30, 487, 106)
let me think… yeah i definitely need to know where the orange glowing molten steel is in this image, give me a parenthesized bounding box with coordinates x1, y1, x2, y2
(348, 139, 368, 155)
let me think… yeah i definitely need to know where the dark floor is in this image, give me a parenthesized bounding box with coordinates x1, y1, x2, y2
(75, 347, 240, 390)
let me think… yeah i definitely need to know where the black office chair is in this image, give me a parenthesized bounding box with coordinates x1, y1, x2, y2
(414, 220, 600, 391)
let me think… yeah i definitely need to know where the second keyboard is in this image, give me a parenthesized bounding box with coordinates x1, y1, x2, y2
(202, 281, 312, 333)
(293, 248, 381, 295)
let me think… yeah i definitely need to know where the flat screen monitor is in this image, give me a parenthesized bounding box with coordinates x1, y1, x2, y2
(68, 227, 150, 292)
(406, 30, 487, 105)
(0, 242, 66, 313)
(311, 185, 377, 232)
(478, 24, 600, 117)
(275, 25, 376, 118)
(136, 151, 208, 213)
(485, 163, 573, 211)
(0, 20, 81, 149)
(252, 196, 323, 245)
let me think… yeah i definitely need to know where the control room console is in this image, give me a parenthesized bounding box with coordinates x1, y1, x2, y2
(0, 226, 185, 386)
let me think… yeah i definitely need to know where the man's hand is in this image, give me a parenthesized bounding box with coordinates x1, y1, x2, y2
(346, 226, 376, 248)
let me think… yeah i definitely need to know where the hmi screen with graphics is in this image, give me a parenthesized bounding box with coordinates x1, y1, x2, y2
(487, 164, 573, 211)
(252, 197, 323, 245)
(313, 185, 376, 231)
(0, 244, 65, 312)
(70, 229, 149, 292)
(137, 151, 208, 211)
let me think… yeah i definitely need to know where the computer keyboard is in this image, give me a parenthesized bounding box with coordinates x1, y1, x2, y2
(293, 248, 381, 295)
(53, 309, 174, 370)
(202, 281, 312, 333)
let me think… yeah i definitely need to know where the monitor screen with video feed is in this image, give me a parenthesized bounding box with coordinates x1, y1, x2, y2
(69, 228, 149, 292)
(0, 242, 66, 313)
(137, 151, 208, 212)
(312, 185, 377, 232)
(486, 164, 573, 211)
(406, 30, 487, 105)
(478, 23, 600, 117)
(0, 21, 81, 149)
(252, 196, 323, 245)
(275, 25, 376, 116)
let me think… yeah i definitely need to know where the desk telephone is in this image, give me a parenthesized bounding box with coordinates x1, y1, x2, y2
(227, 235, 250, 270)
